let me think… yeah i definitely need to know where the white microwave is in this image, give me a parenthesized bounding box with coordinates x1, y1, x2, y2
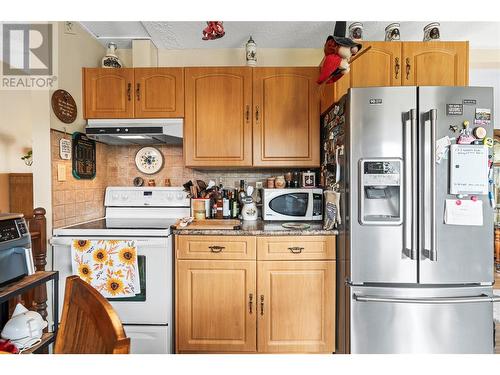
(262, 188, 323, 221)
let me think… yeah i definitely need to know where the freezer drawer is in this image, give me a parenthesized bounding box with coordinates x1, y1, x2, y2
(351, 286, 497, 353)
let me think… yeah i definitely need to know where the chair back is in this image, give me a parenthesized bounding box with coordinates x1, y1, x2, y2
(54, 276, 130, 354)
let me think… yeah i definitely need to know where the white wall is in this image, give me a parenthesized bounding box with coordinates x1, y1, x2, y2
(50, 22, 105, 133)
(0, 92, 33, 173)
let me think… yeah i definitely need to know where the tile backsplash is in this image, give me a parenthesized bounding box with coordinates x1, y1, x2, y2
(51, 131, 299, 228)
(51, 130, 108, 228)
(106, 144, 288, 189)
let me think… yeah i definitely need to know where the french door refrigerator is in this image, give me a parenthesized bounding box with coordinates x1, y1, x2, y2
(322, 86, 499, 353)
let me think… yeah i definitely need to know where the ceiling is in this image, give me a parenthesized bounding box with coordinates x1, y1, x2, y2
(79, 21, 500, 50)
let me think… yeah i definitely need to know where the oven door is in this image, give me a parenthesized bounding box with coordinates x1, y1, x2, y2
(52, 236, 172, 325)
(264, 192, 311, 220)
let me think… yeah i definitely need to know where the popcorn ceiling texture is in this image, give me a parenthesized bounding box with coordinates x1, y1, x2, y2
(51, 130, 290, 228)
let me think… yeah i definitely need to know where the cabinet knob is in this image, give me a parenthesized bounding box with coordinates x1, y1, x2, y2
(246, 105, 250, 122)
(395, 57, 400, 79)
(255, 106, 260, 122)
(136, 83, 141, 101)
(127, 83, 131, 101)
(260, 295, 264, 315)
(248, 293, 253, 314)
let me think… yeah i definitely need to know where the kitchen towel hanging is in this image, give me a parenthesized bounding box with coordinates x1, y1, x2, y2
(71, 239, 140, 298)
(324, 190, 341, 230)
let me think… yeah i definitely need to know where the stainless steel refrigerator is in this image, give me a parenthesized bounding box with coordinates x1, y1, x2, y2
(321, 86, 499, 353)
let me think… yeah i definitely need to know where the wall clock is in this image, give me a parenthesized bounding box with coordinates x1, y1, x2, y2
(135, 147, 163, 175)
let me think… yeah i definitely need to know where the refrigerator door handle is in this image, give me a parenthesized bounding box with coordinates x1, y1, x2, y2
(403, 109, 417, 260)
(353, 293, 500, 304)
(423, 109, 438, 261)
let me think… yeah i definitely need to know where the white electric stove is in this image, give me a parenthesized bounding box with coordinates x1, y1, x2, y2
(51, 187, 190, 354)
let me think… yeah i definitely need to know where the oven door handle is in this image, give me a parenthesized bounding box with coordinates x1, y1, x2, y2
(49, 237, 168, 247)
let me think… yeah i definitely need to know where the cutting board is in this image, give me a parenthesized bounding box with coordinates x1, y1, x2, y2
(174, 219, 241, 230)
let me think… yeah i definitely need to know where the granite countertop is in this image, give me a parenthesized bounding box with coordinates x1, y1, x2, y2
(172, 219, 338, 236)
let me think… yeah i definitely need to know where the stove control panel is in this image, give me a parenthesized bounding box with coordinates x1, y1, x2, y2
(105, 187, 190, 207)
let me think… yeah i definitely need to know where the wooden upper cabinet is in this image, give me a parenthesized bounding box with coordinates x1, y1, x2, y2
(184, 67, 253, 167)
(134, 68, 184, 118)
(253, 67, 320, 167)
(176, 260, 256, 353)
(83, 68, 134, 119)
(257, 260, 335, 353)
(402, 41, 469, 86)
(333, 42, 402, 103)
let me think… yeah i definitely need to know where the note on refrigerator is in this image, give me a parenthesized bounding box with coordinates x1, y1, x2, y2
(444, 199, 483, 226)
(449, 145, 489, 195)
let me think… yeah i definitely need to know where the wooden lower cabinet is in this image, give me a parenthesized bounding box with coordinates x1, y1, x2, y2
(257, 261, 335, 353)
(176, 260, 256, 352)
(175, 235, 336, 354)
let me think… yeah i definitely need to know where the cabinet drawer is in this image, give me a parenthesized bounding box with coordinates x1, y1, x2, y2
(257, 236, 335, 260)
(176, 235, 256, 260)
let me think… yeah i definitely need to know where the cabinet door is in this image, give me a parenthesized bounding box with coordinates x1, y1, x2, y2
(253, 68, 320, 167)
(83, 68, 134, 118)
(333, 41, 402, 101)
(176, 260, 256, 352)
(134, 68, 184, 118)
(184, 67, 253, 167)
(402, 41, 469, 86)
(257, 261, 335, 353)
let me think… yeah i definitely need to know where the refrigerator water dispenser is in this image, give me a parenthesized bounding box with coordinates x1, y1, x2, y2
(359, 159, 402, 225)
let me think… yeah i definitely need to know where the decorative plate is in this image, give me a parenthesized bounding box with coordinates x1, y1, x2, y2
(135, 147, 163, 175)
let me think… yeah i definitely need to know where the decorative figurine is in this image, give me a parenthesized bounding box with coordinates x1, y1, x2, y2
(348, 22, 363, 41)
(385, 23, 401, 41)
(423, 23, 441, 41)
(317, 21, 363, 85)
(202, 21, 225, 40)
(245, 36, 257, 66)
(101, 42, 122, 68)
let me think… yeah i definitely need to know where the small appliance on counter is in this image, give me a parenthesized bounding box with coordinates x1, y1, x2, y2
(0, 214, 34, 286)
(261, 188, 323, 221)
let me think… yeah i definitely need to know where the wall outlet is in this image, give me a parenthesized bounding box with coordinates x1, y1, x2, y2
(57, 164, 67, 181)
(64, 21, 77, 35)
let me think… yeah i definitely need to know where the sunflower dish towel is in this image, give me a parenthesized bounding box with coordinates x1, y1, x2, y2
(71, 240, 140, 298)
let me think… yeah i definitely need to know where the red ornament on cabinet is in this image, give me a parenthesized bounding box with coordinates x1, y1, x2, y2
(202, 22, 225, 40)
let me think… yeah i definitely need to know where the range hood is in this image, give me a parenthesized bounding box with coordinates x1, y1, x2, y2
(85, 119, 183, 146)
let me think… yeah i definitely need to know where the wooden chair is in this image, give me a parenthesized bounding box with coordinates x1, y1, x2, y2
(54, 276, 130, 354)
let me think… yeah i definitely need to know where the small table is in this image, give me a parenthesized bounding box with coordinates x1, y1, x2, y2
(0, 271, 59, 354)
